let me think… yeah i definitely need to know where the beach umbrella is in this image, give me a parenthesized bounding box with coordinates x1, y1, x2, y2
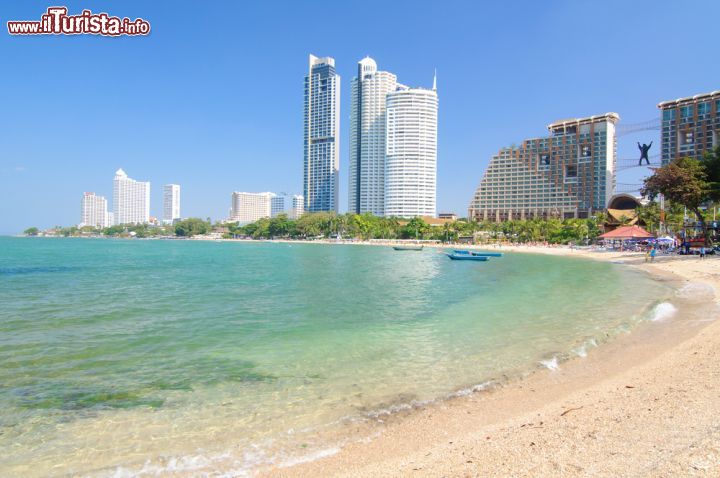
(598, 225, 655, 240)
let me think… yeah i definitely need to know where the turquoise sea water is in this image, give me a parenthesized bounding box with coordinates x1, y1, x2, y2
(0, 237, 671, 476)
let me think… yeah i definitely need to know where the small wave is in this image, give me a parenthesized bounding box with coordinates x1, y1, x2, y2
(539, 356, 560, 370)
(364, 398, 434, 419)
(448, 380, 495, 398)
(650, 302, 677, 322)
(277, 447, 340, 468)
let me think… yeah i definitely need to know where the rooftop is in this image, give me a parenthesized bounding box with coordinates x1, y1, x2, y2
(547, 112, 620, 130)
(657, 90, 720, 108)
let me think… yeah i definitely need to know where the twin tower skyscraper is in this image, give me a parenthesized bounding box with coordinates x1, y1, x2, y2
(303, 55, 438, 218)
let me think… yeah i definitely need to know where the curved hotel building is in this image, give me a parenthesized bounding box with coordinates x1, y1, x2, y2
(384, 86, 438, 218)
(468, 113, 618, 222)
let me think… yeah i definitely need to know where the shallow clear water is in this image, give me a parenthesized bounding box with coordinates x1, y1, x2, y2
(0, 237, 670, 476)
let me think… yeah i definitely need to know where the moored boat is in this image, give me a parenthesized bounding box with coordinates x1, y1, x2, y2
(393, 245, 424, 251)
(453, 249, 503, 257)
(446, 252, 489, 261)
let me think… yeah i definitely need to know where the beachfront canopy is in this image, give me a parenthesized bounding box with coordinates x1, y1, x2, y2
(598, 225, 654, 240)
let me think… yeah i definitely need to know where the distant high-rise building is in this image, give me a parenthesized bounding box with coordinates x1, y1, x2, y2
(657, 90, 720, 166)
(163, 184, 181, 224)
(468, 113, 619, 222)
(384, 82, 439, 218)
(304, 55, 340, 213)
(112, 169, 150, 225)
(79, 192, 109, 228)
(270, 195, 285, 217)
(289, 194, 304, 219)
(230, 192, 280, 224)
(349, 57, 397, 215)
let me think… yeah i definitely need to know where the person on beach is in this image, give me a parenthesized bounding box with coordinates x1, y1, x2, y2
(645, 247, 651, 263)
(700, 246, 706, 260)
(650, 246, 657, 262)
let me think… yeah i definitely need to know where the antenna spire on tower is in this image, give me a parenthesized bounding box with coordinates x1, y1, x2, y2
(432, 69, 437, 91)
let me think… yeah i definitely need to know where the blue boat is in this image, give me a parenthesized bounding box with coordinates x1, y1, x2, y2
(453, 250, 503, 258)
(446, 253, 489, 261)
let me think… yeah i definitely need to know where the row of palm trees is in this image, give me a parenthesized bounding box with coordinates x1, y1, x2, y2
(231, 212, 607, 244)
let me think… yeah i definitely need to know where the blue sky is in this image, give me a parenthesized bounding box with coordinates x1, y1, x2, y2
(1, 0, 718, 234)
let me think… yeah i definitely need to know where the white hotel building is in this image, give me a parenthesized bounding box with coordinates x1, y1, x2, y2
(290, 194, 304, 219)
(79, 192, 110, 228)
(384, 83, 438, 218)
(163, 184, 181, 224)
(348, 57, 397, 216)
(112, 168, 150, 225)
(230, 192, 278, 224)
(348, 56, 439, 218)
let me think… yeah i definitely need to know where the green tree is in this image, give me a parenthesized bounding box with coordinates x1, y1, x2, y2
(175, 218, 211, 237)
(642, 157, 711, 245)
(268, 214, 292, 237)
(400, 217, 430, 239)
(702, 146, 720, 202)
(23, 227, 39, 236)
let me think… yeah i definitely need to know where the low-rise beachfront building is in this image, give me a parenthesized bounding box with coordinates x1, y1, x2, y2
(438, 212, 458, 221)
(468, 113, 619, 222)
(79, 192, 109, 228)
(657, 90, 720, 166)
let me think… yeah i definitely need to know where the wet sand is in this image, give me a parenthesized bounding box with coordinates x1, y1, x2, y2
(262, 250, 720, 477)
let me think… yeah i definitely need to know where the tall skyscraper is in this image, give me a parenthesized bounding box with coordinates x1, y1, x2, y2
(290, 194, 304, 219)
(112, 169, 150, 225)
(304, 55, 340, 213)
(79, 192, 109, 228)
(468, 113, 619, 222)
(384, 82, 439, 218)
(163, 184, 181, 224)
(658, 90, 720, 166)
(348, 57, 397, 215)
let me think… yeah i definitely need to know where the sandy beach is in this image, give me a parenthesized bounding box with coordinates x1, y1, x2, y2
(262, 247, 720, 477)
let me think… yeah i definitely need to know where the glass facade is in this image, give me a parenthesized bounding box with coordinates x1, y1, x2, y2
(658, 91, 720, 165)
(304, 55, 340, 213)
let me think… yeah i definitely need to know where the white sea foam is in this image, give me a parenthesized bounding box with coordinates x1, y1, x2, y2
(448, 381, 494, 398)
(574, 337, 600, 358)
(364, 398, 434, 419)
(540, 356, 560, 370)
(651, 302, 677, 322)
(277, 447, 340, 468)
(676, 283, 716, 301)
